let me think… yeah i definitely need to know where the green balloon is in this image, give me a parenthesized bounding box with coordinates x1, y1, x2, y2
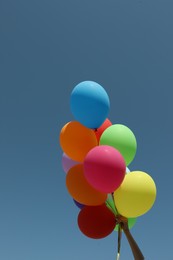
(114, 217, 137, 231)
(99, 124, 137, 166)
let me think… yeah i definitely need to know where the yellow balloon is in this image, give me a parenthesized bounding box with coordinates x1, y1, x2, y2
(113, 171, 156, 218)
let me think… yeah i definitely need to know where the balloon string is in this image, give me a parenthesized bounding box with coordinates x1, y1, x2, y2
(116, 253, 120, 260)
(111, 192, 118, 214)
(105, 200, 113, 209)
(118, 224, 122, 253)
(112, 193, 122, 260)
(116, 224, 122, 260)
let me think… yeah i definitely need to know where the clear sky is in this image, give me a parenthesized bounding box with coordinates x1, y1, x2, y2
(0, 0, 173, 259)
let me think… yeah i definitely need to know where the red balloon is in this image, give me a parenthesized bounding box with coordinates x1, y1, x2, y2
(94, 118, 112, 142)
(78, 204, 116, 239)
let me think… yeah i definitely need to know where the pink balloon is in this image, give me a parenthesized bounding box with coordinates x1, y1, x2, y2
(84, 145, 126, 193)
(62, 153, 79, 173)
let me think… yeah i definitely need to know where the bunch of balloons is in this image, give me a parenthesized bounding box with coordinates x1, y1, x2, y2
(60, 80, 157, 240)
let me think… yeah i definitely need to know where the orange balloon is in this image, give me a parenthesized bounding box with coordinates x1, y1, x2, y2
(66, 164, 107, 206)
(59, 121, 98, 162)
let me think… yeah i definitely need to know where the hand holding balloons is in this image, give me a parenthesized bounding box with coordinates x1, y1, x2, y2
(59, 80, 157, 249)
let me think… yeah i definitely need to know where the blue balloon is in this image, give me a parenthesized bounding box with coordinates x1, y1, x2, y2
(70, 81, 110, 129)
(73, 199, 85, 209)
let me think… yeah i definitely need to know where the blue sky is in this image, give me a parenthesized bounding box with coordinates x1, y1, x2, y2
(0, 0, 173, 259)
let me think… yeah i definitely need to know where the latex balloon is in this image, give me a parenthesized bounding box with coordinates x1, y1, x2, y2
(73, 199, 85, 209)
(59, 121, 98, 162)
(84, 145, 126, 193)
(94, 118, 112, 142)
(70, 81, 110, 129)
(126, 167, 130, 173)
(66, 164, 107, 206)
(100, 124, 137, 166)
(114, 217, 137, 231)
(113, 171, 157, 217)
(78, 204, 116, 239)
(62, 153, 79, 173)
